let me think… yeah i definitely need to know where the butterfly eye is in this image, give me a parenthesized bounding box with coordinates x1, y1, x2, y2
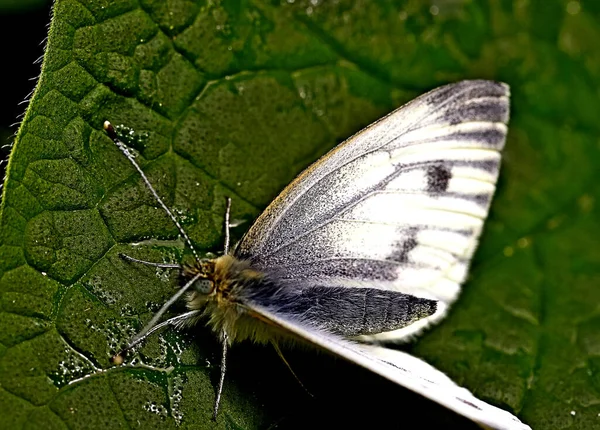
(195, 279, 214, 294)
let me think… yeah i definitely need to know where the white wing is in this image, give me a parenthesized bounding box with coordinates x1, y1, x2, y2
(252, 305, 530, 430)
(235, 80, 510, 341)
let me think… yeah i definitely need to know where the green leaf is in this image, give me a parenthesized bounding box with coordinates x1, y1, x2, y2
(1, 0, 599, 428)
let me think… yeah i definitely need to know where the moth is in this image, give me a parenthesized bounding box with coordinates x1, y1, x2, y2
(105, 80, 530, 430)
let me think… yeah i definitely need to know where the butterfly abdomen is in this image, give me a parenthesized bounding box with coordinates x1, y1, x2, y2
(278, 286, 437, 337)
(241, 278, 438, 338)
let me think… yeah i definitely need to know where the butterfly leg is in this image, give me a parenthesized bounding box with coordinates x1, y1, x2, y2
(212, 330, 229, 420)
(271, 341, 313, 398)
(118, 253, 181, 269)
(223, 197, 232, 255)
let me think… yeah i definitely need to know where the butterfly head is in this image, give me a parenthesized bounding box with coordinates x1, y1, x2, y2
(183, 259, 218, 296)
(181, 255, 270, 343)
(184, 255, 263, 308)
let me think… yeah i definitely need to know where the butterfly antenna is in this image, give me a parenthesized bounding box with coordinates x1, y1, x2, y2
(118, 253, 181, 269)
(111, 309, 201, 365)
(223, 197, 231, 255)
(104, 121, 200, 262)
(111, 273, 203, 364)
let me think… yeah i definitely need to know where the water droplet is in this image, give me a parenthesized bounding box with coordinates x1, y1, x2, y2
(170, 374, 186, 425)
(48, 351, 96, 388)
(143, 400, 168, 418)
(546, 216, 563, 230)
(114, 124, 150, 150)
(566, 1, 581, 15)
(578, 194, 594, 212)
(517, 237, 531, 249)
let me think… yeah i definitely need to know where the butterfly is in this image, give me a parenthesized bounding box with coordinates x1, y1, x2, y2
(104, 80, 530, 430)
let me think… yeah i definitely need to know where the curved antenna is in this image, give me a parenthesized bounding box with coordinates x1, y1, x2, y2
(223, 197, 231, 254)
(104, 121, 200, 262)
(112, 309, 202, 365)
(118, 253, 181, 269)
(114, 309, 202, 363)
(113, 272, 203, 363)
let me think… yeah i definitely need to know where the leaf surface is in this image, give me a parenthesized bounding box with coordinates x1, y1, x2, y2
(1, 1, 599, 428)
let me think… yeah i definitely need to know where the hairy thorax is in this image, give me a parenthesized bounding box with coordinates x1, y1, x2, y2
(183, 255, 288, 345)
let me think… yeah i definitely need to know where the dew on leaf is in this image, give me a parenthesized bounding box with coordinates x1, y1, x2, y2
(170, 374, 186, 425)
(48, 348, 97, 388)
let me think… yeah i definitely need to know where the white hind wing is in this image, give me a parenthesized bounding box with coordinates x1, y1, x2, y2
(253, 305, 530, 430)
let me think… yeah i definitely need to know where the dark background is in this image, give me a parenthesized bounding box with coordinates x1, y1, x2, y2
(0, 0, 53, 187)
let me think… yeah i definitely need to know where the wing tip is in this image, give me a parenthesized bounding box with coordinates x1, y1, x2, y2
(455, 79, 510, 96)
(424, 79, 511, 126)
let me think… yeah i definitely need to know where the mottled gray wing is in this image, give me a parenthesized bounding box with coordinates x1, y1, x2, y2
(235, 80, 509, 341)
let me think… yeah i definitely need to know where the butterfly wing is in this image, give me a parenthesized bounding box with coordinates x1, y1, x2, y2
(235, 80, 509, 341)
(249, 304, 530, 430)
